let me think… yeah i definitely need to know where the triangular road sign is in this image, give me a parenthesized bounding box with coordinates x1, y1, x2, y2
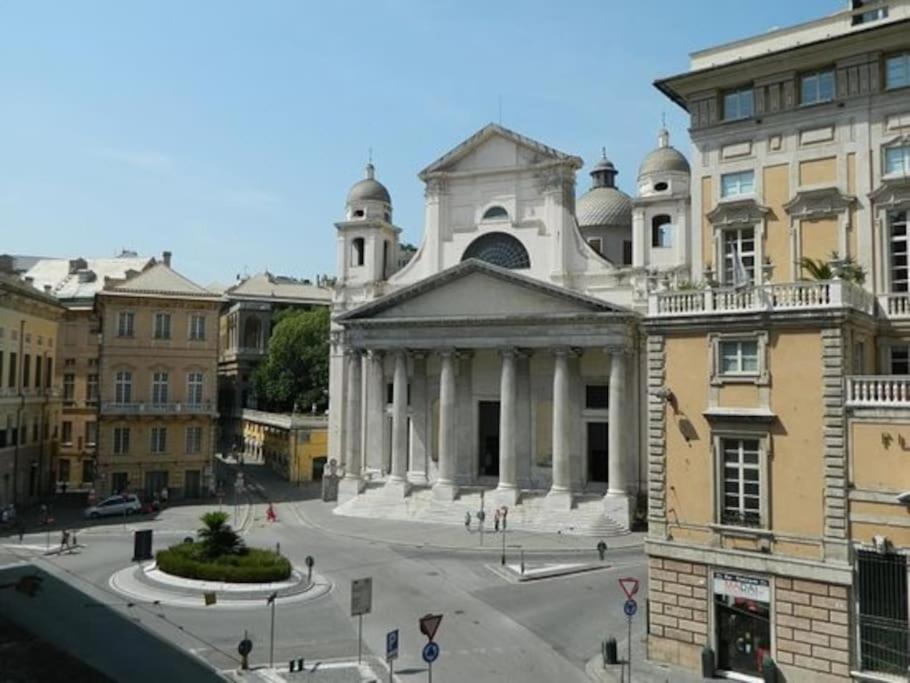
(419, 613, 443, 641)
(618, 577, 640, 599)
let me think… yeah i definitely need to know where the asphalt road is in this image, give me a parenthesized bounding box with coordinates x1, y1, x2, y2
(1, 473, 648, 683)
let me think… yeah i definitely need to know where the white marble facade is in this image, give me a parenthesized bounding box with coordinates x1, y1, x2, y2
(329, 124, 690, 529)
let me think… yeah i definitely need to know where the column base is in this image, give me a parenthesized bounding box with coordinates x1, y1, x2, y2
(494, 485, 520, 507)
(603, 491, 633, 531)
(383, 477, 411, 498)
(432, 481, 458, 501)
(338, 475, 365, 501)
(544, 488, 574, 511)
(406, 471, 429, 487)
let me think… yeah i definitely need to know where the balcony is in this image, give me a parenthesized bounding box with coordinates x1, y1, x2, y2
(100, 401, 216, 416)
(877, 293, 910, 320)
(649, 280, 876, 318)
(846, 377, 910, 408)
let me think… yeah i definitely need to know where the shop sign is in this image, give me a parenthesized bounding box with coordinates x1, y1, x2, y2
(713, 572, 770, 603)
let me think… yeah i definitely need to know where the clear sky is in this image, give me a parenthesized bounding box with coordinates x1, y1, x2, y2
(1, 0, 839, 287)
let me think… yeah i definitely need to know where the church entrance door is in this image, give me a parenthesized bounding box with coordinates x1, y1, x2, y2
(477, 401, 500, 477)
(587, 422, 609, 483)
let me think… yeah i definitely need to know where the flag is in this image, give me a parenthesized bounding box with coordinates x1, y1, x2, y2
(732, 245, 750, 289)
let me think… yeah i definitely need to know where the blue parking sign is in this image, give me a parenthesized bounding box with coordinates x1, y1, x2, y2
(386, 629, 399, 661)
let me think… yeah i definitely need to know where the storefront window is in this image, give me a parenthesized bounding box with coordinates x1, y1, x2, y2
(714, 572, 771, 676)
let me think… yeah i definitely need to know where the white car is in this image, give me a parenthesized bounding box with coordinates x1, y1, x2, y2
(83, 494, 142, 519)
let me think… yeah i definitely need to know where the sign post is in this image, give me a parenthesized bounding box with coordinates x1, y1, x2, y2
(618, 577, 640, 683)
(386, 629, 399, 683)
(267, 591, 278, 668)
(351, 578, 373, 665)
(419, 613, 442, 683)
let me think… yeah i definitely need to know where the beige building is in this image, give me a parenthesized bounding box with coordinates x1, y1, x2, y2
(24, 252, 154, 491)
(646, 2, 910, 680)
(240, 409, 328, 483)
(95, 257, 221, 499)
(0, 272, 64, 505)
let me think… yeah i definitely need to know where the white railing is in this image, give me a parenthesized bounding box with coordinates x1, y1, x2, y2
(101, 401, 215, 415)
(877, 293, 910, 319)
(846, 376, 910, 407)
(649, 280, 876, 317)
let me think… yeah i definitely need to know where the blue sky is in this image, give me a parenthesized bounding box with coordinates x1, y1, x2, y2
(1, 0, 838, 286)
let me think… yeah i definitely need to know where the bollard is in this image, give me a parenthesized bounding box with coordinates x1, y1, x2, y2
(297, 657, 304, 672)
(289, 659, 296, 672)
(603, 637, 618, 665)
(701, 646, 715, 677)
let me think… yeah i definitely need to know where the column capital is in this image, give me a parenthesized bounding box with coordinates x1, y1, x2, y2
(365, 348, 385, 360)
(552, 346, 580, 358)
(604, 344, 634, 357)
(437, 348, 471, 360)
(344, 347, 364, 358)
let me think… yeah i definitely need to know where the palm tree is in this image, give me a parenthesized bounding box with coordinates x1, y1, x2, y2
(799, 252, 865, 285)
(198, 511, 245, 558)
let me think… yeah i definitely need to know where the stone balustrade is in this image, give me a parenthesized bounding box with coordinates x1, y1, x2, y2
(877, 293, 910, 319)
(100, 401, 215, 415)
(846, 376, 910, 407)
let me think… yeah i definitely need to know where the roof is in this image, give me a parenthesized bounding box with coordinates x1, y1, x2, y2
(418, 123, 583, 180)
(0, 272, 65, 312)
(224, 272, 331, 305)
(0, 254, 55, 274)
(24, 256, 154, 303)
(101, 262, 221, 301)
(638, 146, 690, 178)
(575, 187, 632, 227)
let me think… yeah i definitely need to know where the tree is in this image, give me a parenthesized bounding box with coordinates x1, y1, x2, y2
(799, 252, 866, 285)
(198, 511, 245, 558)
(252, 307, 329, 413)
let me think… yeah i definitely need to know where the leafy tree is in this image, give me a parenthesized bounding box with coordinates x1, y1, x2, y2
(799, 252, 865, 285)
(198, 511, 245, 558)
(252, 307, 329, 413)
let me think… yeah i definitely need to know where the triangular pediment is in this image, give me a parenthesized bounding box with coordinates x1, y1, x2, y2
(418, 123, 582, 180)
(337, 260, 626, 323)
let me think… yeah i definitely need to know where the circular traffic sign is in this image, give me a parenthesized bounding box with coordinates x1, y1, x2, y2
(238, 638, 252, 656)
(623, 598, 637, 617)
(422, 641, 439, 664)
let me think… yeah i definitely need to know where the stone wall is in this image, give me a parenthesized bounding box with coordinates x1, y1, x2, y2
(775, 577, 851, 680)
(647, 556, 709, 669)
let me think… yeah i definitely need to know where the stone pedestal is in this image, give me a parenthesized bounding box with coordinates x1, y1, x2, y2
(432, 481, 458, 501)
(603, 492, 632, 530)
(338, 475, 365, 501)
(544, 489, 574, 511)
(494, 486, 520, 507)
(383, 477, 411, 498)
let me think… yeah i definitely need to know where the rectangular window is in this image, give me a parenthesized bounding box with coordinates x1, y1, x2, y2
(719, 340, 759, 375)
(111, 471, 129, 492)
(151, 426, 167, 454)
(800, 69, 835, 105)
(722, 227, 756, 285)
(722, 87, 754, 121)
(152, 371, 169, 404)
(115, 371, 132, 403)
(35, 356, 42, 388)
(117, 311, 134, 338)
(63, 374, 75, 403)
(890, 211, 909, 293)
(62, 421, 73, 444)
(585, 385, 609, 409)
(721, 438, 761, 527)
(154, 313, 171, 339)
(720, 170, 755, 198)
(0, 351, 4, 388)
(890, 346, 910, 374)
(886, 53, 910, 90)
(651, 216, 674, 247)
(622, 240, 633, 265)
(86, 374, 99, 403)
(857, 550, 909, 674)
(113, 427, 130, 455)
(85, 421, 97, 447)
(587, 238, 603, 256)
(8, 352, 15, 388)
(189, 314, 206, 340)
(0, 429, 5, 448)
(45, 357, 52, 388)
(186, 426, 203, 454)
(187, 372, 204, 405)
(22, 354, 30, 388)
(32, 421, 38, 443)
(885, 146, 910, 176)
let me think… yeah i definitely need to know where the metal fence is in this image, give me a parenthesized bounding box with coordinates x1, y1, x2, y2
(857, 550, 910, 676)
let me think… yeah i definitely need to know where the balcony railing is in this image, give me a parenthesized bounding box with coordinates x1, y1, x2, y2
(846, 376, 910, 407)
(877, 293, 910, 319)
(649, 280, 876, 317)
(100, 401, 215, 415)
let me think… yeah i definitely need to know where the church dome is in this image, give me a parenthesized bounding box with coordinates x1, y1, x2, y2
(576, 150, 632, 227)
(347, 163, 391, 204)
(638, 128, 690, 179)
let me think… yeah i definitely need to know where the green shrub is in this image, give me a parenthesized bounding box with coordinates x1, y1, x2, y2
(156, 542, 291, 583)
(198, 511, 245, 559)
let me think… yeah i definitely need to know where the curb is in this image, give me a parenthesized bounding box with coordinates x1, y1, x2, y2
(486, 560, 615, 583)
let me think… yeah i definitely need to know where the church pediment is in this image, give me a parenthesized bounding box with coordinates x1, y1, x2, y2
(336, 260, 627, 323)
(418, 123, 582, 180)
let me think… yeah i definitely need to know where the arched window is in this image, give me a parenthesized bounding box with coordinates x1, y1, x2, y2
(482, 206, 509, 221)
(651, 215, 673, 248)
(382, 240, 389, 279)
(351, 238, 365, 267)
(462, 232, 530, 269)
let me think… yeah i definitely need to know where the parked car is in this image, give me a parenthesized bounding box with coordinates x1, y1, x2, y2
(83, 494, 142, 519)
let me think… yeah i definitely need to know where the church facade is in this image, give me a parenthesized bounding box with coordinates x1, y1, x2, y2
(328, 123, 690, 531)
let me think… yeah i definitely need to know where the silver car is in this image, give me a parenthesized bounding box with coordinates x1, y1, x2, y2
(83, 494, 142, 519)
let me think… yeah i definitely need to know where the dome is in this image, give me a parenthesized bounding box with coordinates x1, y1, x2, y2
(638, 128, 690, 179)
(576, 186, 633, 227)
(347, 163, 391, 204)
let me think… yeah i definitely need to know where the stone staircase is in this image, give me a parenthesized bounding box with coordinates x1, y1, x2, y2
(334, 483, 628, 537)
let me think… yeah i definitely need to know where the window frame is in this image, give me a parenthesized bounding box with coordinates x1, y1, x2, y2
(710, 332, 769, 386)
(884, 145, 910, 177)
(151, 426, 167, 454)
(187, 372, 204, 406)
(722, 86, 754, 122)
(885, 52, 910, 91)
(587, 237, 603, 256)
(114, 370, 133, 404)
(185, 426, 203, 454)
(151, 370, 169, 405)
(799, 69, 836, 106)
(153, 312, 172, 340)
(720, 226, 757, 286)
(113, 426, 130, 455)
(117, 311, 135, 338)
(188, 314, 206, 341)
(716, 435, 765, 529)
(651, 214, 674, 248)
(720, 170, 755, 199)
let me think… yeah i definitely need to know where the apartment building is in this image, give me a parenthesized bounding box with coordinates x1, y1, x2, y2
(24, 252, 154, 491)
(240, 409, 328, 483)
(0, 273, 64, 505)
(95, 257, 221, 499)
(646, 2, 910, 680)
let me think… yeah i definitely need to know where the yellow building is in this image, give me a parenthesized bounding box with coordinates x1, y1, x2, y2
(241, 409, 328, 483)
(0, 272, 64, 505)
(95, 257, 221, 499)
(647, 3, 910, 680)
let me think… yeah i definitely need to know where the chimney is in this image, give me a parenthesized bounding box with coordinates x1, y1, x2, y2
(43, 285, 52, 294)
(162, 251, 172, 267)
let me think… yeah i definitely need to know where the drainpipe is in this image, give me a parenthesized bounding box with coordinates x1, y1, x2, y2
(13, 319, 24, 505)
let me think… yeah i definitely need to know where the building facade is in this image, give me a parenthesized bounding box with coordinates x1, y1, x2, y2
(95, 259, 221, 499)
(646, 2, 910, 680)
(240, 409, 328, 483)
(0, 273, 64, 506)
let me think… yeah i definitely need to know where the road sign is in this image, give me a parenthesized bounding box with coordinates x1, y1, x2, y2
(623, 598, 637, 617)
(422, 641, 439, 664)
(238, 638, 252, 656)
(204, 591, 217, 606)
(386, 629, 399, 661)
(351, 577, 372, 616)
(618, 577, 640, 599)
(419, 613, 443, 641)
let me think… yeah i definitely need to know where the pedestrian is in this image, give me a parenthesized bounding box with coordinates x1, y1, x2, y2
(494, 509, 501, 533)
(16, 519, 25, 543)
(61, 481, 67, 495)
(160, 487, 169, 507)
(69, 530, 77, 552)
(39, 504, 48, 526)
(266, 502, 277, 522)
(464, 511, 471, 532)
(60, 529, 70, 552)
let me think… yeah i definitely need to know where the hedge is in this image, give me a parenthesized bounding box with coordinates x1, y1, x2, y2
(156, 542, 292, 583)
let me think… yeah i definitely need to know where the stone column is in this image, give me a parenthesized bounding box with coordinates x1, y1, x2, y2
(496, 348, 519, 504)
(546, 348, 573, 509)
(364, 350, 385, 473)
(604, 348, 632, 528)
(385, 351, 410, 496)
(339, 350, 365, 498)
(407, 353, 429, 486)
(433, 349, 458, 500)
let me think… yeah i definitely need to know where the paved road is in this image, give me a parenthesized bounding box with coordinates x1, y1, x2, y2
(0, 465, 650, 682)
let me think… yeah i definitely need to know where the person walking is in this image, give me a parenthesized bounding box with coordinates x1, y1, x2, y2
(160, 487, 169, 507)
(464, 511, 471, 532)
(60, 529, 70, 553)
(493, 509, 501, 533)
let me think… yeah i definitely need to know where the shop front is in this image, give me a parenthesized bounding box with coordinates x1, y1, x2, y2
(713, 572, 771, 679)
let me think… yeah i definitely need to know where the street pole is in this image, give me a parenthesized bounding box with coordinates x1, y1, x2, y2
(357, 614, 363, 665)
(428, 660, 432, 683)
(500, 520, 506, 565)
(627, 613, 632, 683)
(268, 593, 277, 669)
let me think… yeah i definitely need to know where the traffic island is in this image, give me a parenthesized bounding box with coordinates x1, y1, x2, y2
(486, 560, 612, 583)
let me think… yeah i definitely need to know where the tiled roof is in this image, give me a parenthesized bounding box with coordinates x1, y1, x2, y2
(224, 272, 331, 304)
(105, 263, 220, 300)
